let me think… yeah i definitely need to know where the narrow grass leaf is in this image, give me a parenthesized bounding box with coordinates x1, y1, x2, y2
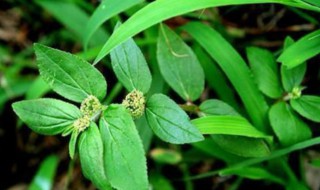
(78, 122, 112, 190)
(246, 47, 283, 98)
(281, 37, 306, 92)
(94, 0, 320, 63)
(269, 102, 311, 146)
(111, 37, 152, 93)
(192, 115, 270, 139)
(212, 135, 270, 157)
(35, 0, 108, 46)
(29, 155, 59, 190)
(220, 167, 285, 185)
(157, 24, 204, 101)
(193, 45, 239, 109)
(183, 22, 268, 132)
(146, 94, 204, 144)
(12, 98, 80, 135)
(83, 0, 142, 48)
(189, 136, 320, 180)
(291, 95, 320, 122)
(34, 44, 107, 102)
(100, 104, 148, 190)
(278, 30, 320, 68)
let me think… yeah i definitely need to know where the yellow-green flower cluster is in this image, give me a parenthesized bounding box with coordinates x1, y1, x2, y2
(73, 115, 90, 132)
(288, 87, 302, 100)
(122, 90, 146, 118)
(80, 95, 102, 116)
(73, 95, 103, 133)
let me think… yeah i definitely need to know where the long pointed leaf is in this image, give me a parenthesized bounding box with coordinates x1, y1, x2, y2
(183, 22, 268, 132)
(94, 0, 320, 63)
(278, 30, 320, 68)
(192, 115, 271, 140)
(83, 0, 142, 48)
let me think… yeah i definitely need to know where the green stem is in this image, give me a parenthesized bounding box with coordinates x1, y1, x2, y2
(103, 82, 123, 105)
(179, 104, 200, 114)
(180, 163, 193, 190)
(64, 157, 75, 190)
(188, 136, 320, 180)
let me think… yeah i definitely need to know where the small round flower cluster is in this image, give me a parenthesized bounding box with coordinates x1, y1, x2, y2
(122, 90, 146, 118)
(73, 115, 90, 132)
(288, 87, 302, 100)
(80, 95, 102, 116)
(73, 95, 103, 133)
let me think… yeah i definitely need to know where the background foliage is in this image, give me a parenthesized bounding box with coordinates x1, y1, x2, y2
(1, 0, 320, 189)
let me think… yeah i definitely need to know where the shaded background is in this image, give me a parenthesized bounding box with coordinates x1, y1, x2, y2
(1, 0, 320, 189)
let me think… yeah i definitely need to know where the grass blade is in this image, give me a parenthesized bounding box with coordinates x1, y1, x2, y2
(94, 0, 320, 64)
(278, 30, 320, 68)
(183, 22, 268, 132)
(83, 0, 142, 48)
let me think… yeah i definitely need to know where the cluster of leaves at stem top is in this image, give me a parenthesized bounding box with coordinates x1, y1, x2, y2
(246, 36, 320, 147)
(12, 39, 204, 189)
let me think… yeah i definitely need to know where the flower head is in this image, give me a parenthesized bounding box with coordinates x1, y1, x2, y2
(122, 90, 146, 118)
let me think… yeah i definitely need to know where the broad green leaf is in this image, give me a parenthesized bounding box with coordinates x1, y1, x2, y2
(281, 37, 306, 92)
(212, 135, 270, 157)
(94, 0, 320, 63)
(278, 29, 320, 68)
(145, 94, 204, 144)
(157, 24, 204, 101)
(110, 37, 152, 93)
(78, 122, 112, 190)
(220, 167, 285, 185)
(36, 0, 108, 46)
(29, 155, 59, 190)
(269, 102, 311, 146)
(25, 77, 51, 100)
(34, 44, 107, 102)
(193, 45, 239, 109)
(12, 98, 80, 135)
(83, 0, 142, 48)
(199, 99, 239, 116)
(291, 95, 320, 122)
(183, 22, 268, 132)
(246, 47, 283, 98)
(69, 130, 79, 159)
(192, 116, 271, 140)
(150, 148, 182, 165)
(149, 172, 174, 190)
(135, 115, 153, 151)
(100, 104, 148, 190)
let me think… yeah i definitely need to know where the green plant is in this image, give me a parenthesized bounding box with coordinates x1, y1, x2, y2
(9, 0, 320, 189)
